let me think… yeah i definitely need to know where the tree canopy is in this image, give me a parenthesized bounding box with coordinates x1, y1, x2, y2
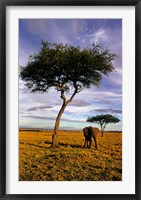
(87, 114, 120, 137)
(20, 41, 116, 147)
(20, 41, 115, 94)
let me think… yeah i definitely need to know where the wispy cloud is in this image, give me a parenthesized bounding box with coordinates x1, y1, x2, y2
(108, 68, 122, 86)
(89, 28, 108, 43)
(22, 114, 85, 123)
(95, 108, 122, 114)
(59, 126, 77, 130)
(67, 100, 91, 107)
(27, 105, 53, 111)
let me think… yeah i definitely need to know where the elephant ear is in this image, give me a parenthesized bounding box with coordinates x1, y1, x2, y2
(83, 127, 90, 137)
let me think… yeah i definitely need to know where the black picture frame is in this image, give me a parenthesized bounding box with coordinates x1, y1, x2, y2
(0, 0, 141, 199)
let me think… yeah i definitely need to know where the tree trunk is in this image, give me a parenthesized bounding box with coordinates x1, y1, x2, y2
(100, 125, 104, 137)
(101, 124, 107, 137)
(51, 102, 67, 147)
(101, 126, 106, 137)
(51, 86, 77, 148)
(101, 130, 104, 137)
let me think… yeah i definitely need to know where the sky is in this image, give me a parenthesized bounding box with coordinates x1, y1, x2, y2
(19, 19, 122, 131)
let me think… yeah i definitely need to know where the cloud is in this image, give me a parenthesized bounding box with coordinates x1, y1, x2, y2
(68, 100, 91, 107)
(24, 19, 46, 35)
(80, 89, 122, 101)
(22, 19, 83, 46)
(108, 68, 122, 86)
(89, 28, 108, 43)
(27, 105, 53, 111)
(22, 114, 85, 123)
(59, 126, 77, 130)
(95, 108, 122, 114)
(22, 115, 55, 120)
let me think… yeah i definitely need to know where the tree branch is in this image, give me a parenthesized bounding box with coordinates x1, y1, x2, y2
(96, 122, 101, 125)
(66, 82, 78, 104)
(103, 123, 107, 130)
(66, 90, 77, 104)
(60, 90, 66, 104)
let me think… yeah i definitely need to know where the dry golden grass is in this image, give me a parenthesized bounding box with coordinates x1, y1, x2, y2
(19, 130, 122, 181)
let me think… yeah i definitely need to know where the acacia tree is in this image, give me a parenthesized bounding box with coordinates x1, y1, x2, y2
(20, 41, 116, 147)
(87, 114, 120, 137)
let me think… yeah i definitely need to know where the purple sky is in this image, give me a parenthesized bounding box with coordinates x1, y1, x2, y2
(19, 19, 122, 131)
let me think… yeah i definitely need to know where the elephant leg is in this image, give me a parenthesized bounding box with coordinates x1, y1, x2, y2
(86, 139, 89, 148)
(93, 136, 97, 149)
(83, 138, 87, 148)
(88, 139, 92, 148)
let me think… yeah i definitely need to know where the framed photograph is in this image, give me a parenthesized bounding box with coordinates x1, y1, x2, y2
(0, 0, 141, 199)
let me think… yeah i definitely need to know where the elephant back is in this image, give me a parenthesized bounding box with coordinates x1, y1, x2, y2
(92, 127, 100, 136)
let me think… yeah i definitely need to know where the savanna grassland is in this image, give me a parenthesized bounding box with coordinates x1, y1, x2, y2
(19, 130, 122, 181)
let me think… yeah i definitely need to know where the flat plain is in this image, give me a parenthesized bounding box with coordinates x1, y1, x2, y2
(19, 130, 122, 181)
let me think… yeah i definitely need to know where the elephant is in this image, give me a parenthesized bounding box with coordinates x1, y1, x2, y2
(83, 126, 100, 149)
